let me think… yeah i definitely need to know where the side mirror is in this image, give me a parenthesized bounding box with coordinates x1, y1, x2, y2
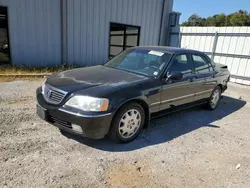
(166, 72, 183, 82)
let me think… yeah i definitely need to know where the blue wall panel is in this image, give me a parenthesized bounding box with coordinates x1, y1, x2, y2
(66, 0, 172, 66)
(0, 0, 61, 66)
(0, 0, 173, 67)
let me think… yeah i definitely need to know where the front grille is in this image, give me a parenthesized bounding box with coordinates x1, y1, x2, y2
(43, 84, 67, 105)
(49, 116, 72, 129)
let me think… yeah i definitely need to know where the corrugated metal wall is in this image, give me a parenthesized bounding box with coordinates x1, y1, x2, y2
(177, 27, 250, 85)
(0, 0, 61, 66)
(0, 0, 173, 67)
(66, 0, 166, 66)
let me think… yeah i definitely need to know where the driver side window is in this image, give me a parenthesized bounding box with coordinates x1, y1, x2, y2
(168, 54, 193, 76)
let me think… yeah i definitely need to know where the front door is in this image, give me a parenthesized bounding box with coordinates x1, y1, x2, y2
(160, 54, 196, 110)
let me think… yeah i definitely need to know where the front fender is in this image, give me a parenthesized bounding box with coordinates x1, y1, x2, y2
(110, 94, 151, 128)
(110, 91, 149, 112)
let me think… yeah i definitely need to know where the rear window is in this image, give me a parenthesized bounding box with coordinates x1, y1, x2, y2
(192, 54, 212, 73)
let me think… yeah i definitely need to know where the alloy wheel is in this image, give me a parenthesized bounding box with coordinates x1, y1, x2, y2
(210, 89, 221, 109)
(118, 109, 141, 139)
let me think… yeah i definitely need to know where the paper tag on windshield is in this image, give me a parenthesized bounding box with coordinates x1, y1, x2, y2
(148, 50, 164, 56)
(153, 71, 159, 76)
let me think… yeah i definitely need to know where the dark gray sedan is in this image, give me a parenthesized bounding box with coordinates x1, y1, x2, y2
(36, 47, 230, 143)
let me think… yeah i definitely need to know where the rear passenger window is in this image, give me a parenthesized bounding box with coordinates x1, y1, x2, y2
(169, 54, 193, 75)
(192, 55, 212, 73)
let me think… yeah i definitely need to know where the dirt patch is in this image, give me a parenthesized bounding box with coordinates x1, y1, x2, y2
(0, 81, 250, 188)
(0, 139, 49, 162)
(7, 96, 33, 104)
(105, 162, 152, 187)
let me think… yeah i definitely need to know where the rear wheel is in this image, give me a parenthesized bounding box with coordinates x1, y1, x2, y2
(108, 102, 145, 143)
(207, 86, 221, 110)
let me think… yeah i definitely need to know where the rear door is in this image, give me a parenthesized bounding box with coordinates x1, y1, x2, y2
(191, 53, 216, 101)
(159, 53, 196, 110)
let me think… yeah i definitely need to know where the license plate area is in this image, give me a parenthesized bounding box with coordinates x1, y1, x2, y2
(37, 104, 47, 120)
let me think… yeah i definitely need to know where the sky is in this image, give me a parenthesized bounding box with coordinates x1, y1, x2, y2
(173, 0, 250, 23)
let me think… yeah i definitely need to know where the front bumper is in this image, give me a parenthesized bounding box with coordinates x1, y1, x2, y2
(36, 88, 114, 139)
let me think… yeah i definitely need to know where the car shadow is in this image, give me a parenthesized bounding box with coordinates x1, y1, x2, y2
(61, 96, 246, 151)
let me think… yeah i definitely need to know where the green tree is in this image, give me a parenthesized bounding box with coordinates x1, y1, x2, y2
(229, 10, 250, 26)
(215, 14, 226, 26)
(206, 16, 216, 26)
(225, 14, 232, 26)
(188, 14, 202, 26)
(181, 10, 250, 26)
(181, 21, 190, 26)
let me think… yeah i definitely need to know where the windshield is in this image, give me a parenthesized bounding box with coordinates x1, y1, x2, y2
(105, 49, 172, 77)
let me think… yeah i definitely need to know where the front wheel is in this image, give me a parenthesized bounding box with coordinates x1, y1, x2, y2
(207, 86, 221, 110)
(108, 102, 145, 143)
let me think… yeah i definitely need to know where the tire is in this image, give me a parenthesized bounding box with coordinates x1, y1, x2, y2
(207, 86, 222, 110)
(59, 129, 67, 136)
(108, 102, 145, 143)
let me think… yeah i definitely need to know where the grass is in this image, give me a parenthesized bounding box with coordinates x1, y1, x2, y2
(0, 64, 82, 82)
(0, 64, 81, 75)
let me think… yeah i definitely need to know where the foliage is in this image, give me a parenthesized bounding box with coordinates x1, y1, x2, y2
(181, 10, 250, 26)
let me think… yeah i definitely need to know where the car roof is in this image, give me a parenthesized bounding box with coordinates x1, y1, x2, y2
(130, 46, 203, 55)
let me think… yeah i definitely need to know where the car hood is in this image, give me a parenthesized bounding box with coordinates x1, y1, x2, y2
(46, 65, 148, 92)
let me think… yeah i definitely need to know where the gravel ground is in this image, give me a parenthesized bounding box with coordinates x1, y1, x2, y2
(0, 80, 250, 188)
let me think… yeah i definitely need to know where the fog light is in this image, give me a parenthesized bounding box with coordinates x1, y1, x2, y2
(72, 124, 83, 133)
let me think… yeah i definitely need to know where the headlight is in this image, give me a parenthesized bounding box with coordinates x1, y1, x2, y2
(41, 80, 46, 94)
(65, 96, 109, 112)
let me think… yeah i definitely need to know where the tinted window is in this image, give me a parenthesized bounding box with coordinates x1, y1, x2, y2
(168, 54, 193, 75)
(193, 54, 212, 73)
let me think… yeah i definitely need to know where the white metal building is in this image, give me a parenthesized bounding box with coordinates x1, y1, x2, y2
(171, 27, 250, 85)
(0, 0, 176, 67)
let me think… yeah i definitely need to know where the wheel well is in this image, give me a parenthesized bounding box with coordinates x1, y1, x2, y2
(132, 99, 150, 128)
(114, 99, 150, 128)
(217, 84, 222, 91)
